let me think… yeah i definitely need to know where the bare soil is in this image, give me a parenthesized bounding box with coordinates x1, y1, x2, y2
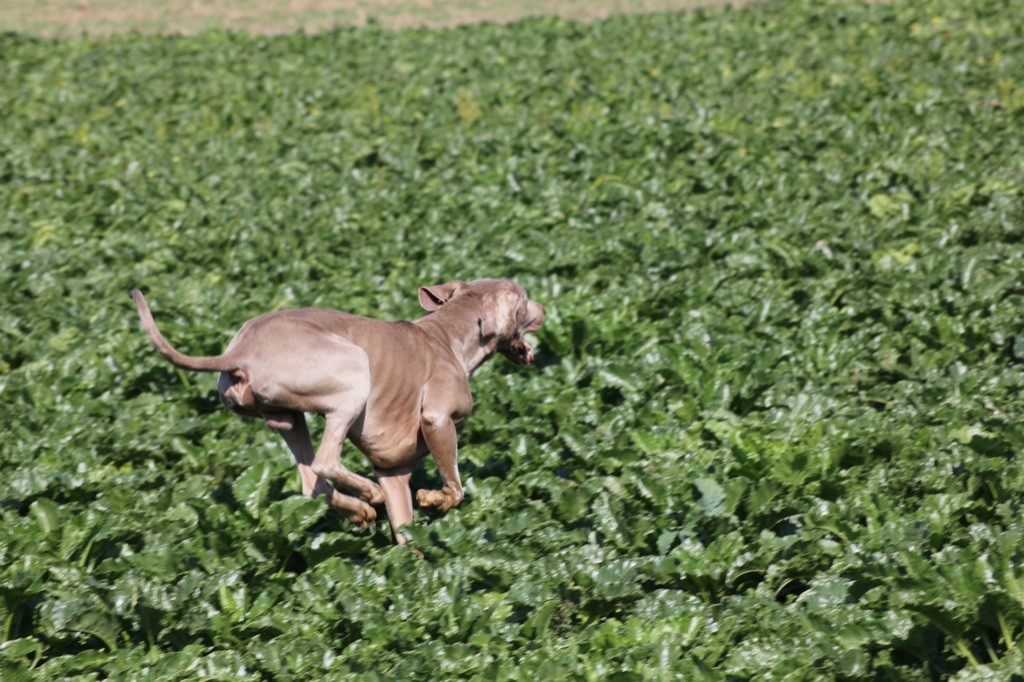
(2, 0, 756, 37)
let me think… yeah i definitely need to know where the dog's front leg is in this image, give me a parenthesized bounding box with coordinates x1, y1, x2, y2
(416, 411, 464, 513)
(375, 465, 415, 545)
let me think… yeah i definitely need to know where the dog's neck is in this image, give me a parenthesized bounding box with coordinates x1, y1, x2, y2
(415, 302, 496, 377)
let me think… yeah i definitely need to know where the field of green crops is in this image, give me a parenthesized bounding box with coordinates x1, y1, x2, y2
(3, 0, 1024, 677)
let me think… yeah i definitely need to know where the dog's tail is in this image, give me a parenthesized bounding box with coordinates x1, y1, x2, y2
(130, 289, 237, 373)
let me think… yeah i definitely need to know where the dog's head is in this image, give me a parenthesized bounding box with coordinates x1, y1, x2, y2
(418, 279, 546, 365)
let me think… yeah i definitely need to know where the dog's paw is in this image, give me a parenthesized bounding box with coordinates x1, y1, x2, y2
(416, 487, 461, 512)
(326, 492, 377, 526)
(348, 511, 376, 527)
(342, 504, 377, 527)
(416, 488, 448, 511)
(363, 482, 386, 506)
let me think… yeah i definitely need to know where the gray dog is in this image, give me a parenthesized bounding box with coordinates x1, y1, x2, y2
(131, 279, 544, 544)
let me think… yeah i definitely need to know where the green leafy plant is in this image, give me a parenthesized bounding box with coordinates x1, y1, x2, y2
(2, 0, 1024, 676)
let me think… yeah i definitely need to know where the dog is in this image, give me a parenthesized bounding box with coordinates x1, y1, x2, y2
(131, 279, 545, 544)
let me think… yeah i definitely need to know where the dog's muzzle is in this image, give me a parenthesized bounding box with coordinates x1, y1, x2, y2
(500, 336, 535, 365)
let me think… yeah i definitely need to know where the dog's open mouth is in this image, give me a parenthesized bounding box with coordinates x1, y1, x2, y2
(500, 336, 535, 365)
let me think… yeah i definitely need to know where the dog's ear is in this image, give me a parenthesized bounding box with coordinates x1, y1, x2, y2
(418, 281, 465, 311)
(523, 300, 546, 333)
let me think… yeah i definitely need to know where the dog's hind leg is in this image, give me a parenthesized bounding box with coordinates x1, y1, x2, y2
(310, 408, 385, 506)
(266, 410, 323, 497)
(268, 409, 379, 526)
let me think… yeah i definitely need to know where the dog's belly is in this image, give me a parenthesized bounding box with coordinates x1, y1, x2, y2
(348, 417, 428, 470)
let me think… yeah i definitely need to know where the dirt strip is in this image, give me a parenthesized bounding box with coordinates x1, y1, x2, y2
(2, 0, 760, 37)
